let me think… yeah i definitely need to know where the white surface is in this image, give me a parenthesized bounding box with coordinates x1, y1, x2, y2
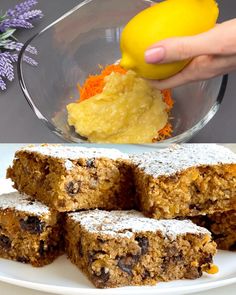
(0, 144, 236, 295)
(2, 281, 236, 295)
(0, 250, 236, 295)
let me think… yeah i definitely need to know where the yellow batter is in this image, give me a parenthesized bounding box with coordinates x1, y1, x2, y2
(67, 70, 168, 143)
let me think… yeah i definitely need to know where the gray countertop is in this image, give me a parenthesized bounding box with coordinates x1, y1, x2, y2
(0, 0, 236, 143)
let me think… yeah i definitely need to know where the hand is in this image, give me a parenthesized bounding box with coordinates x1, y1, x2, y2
(145, 19, 236, 89)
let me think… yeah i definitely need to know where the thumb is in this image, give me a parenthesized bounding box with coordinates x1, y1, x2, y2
(144, 29, 217, 64)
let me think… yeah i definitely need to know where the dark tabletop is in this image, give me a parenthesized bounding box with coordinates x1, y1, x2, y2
(0, 0, 235, 143)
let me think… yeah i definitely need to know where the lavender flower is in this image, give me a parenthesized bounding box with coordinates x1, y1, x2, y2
(7, 0, 38, 18)
(0, 0, 43, 90)
(1, 0, 43, 33)
(0, 19, 33, 32)
(0, 76, 6, 90)
(4, 41, 38, 55)
(0, 53, 14, 86)
(0, 50, 38, 90)
(1, 41, 23, 51)
(18, 10, 43, 21)
(23, 55, 38, 66)
(8, 53, 18, 63)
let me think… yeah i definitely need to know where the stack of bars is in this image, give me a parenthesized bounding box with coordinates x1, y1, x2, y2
(0, 144, 235, 288)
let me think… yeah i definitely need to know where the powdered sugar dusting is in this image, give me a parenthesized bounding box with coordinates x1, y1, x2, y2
(64, 159, 75, 171)
(131, 144, 236, 178)
(69, 210, 210, 240)
(20, 145, 128, 164)
(0, 191, 49, 215)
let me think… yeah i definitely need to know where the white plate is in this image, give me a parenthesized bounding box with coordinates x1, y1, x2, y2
(0, 180, 236, 295)
(1, 252, 236, 295)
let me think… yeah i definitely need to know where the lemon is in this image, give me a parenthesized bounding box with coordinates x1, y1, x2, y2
(120, 0, 219, 80)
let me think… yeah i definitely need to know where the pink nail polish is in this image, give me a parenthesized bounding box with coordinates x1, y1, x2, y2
(145, 47, 165, 64)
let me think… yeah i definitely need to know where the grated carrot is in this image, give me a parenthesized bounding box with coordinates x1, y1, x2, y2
(77, 64, 174, 141)
(162, 89, 174, 110)
(157, 122, 173, 141)
(78, 64, 127, 102)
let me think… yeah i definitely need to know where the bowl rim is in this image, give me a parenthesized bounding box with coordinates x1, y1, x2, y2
(17, 0, 228, 144)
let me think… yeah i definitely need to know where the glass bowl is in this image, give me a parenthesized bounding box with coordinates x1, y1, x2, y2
(18, 0, 228, 144)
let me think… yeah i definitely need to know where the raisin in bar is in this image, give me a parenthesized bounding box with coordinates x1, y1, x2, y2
(7, 144, 134, 212)
(0, 191, 63, 267)
(132, 144, 236, 219)
(191, 210, 236, 251)
(65, 209, 217, 288)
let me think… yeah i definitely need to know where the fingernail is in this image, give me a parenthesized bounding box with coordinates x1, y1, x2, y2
(145, 47, 165, 64)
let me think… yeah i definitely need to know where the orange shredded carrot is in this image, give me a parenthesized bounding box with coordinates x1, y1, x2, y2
(157, 90, 174, 141)
(156, 122, 173, 141)
(161, 89, 174, 110)
(78, 64, 127, 102)
(76, 64, 174, 141)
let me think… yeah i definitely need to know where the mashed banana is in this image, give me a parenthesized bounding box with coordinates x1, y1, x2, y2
(67, 70, 168, 143)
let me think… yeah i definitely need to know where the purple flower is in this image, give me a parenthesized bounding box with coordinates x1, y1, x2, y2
(7, 0, 38, 17)
(1, 0, 43, 33)
(8, 53, 18, 63)
(2, 41, 23, 51)
(0, 52, 14, 81)
(23, 55, 38, 66)
(4, 41, 37, 55)
(0, 77, 6, 90)
(0, 50, 38, 67)
(25, 44, 37, 55)
(0, 0, 43, 90)
(19, 10, 43, 21)
(0, 19, 33, 32)
(0, 50, 38, 90)
(8, 53, 38, 66)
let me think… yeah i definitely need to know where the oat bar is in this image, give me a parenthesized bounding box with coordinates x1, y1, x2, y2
(0, 191, 63, 267)
(7, 145, 134, 212)
(191, 210, 236, 251)
(132, 144, 236, 219)
(65, 210, 216, 288)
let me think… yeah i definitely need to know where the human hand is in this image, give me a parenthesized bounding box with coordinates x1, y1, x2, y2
(145, 19, 236, 89)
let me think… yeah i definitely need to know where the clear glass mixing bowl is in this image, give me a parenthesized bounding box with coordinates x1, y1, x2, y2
(18, 0, 228, 143)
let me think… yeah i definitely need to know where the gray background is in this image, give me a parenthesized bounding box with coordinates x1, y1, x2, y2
(0, 0, 236, 143)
